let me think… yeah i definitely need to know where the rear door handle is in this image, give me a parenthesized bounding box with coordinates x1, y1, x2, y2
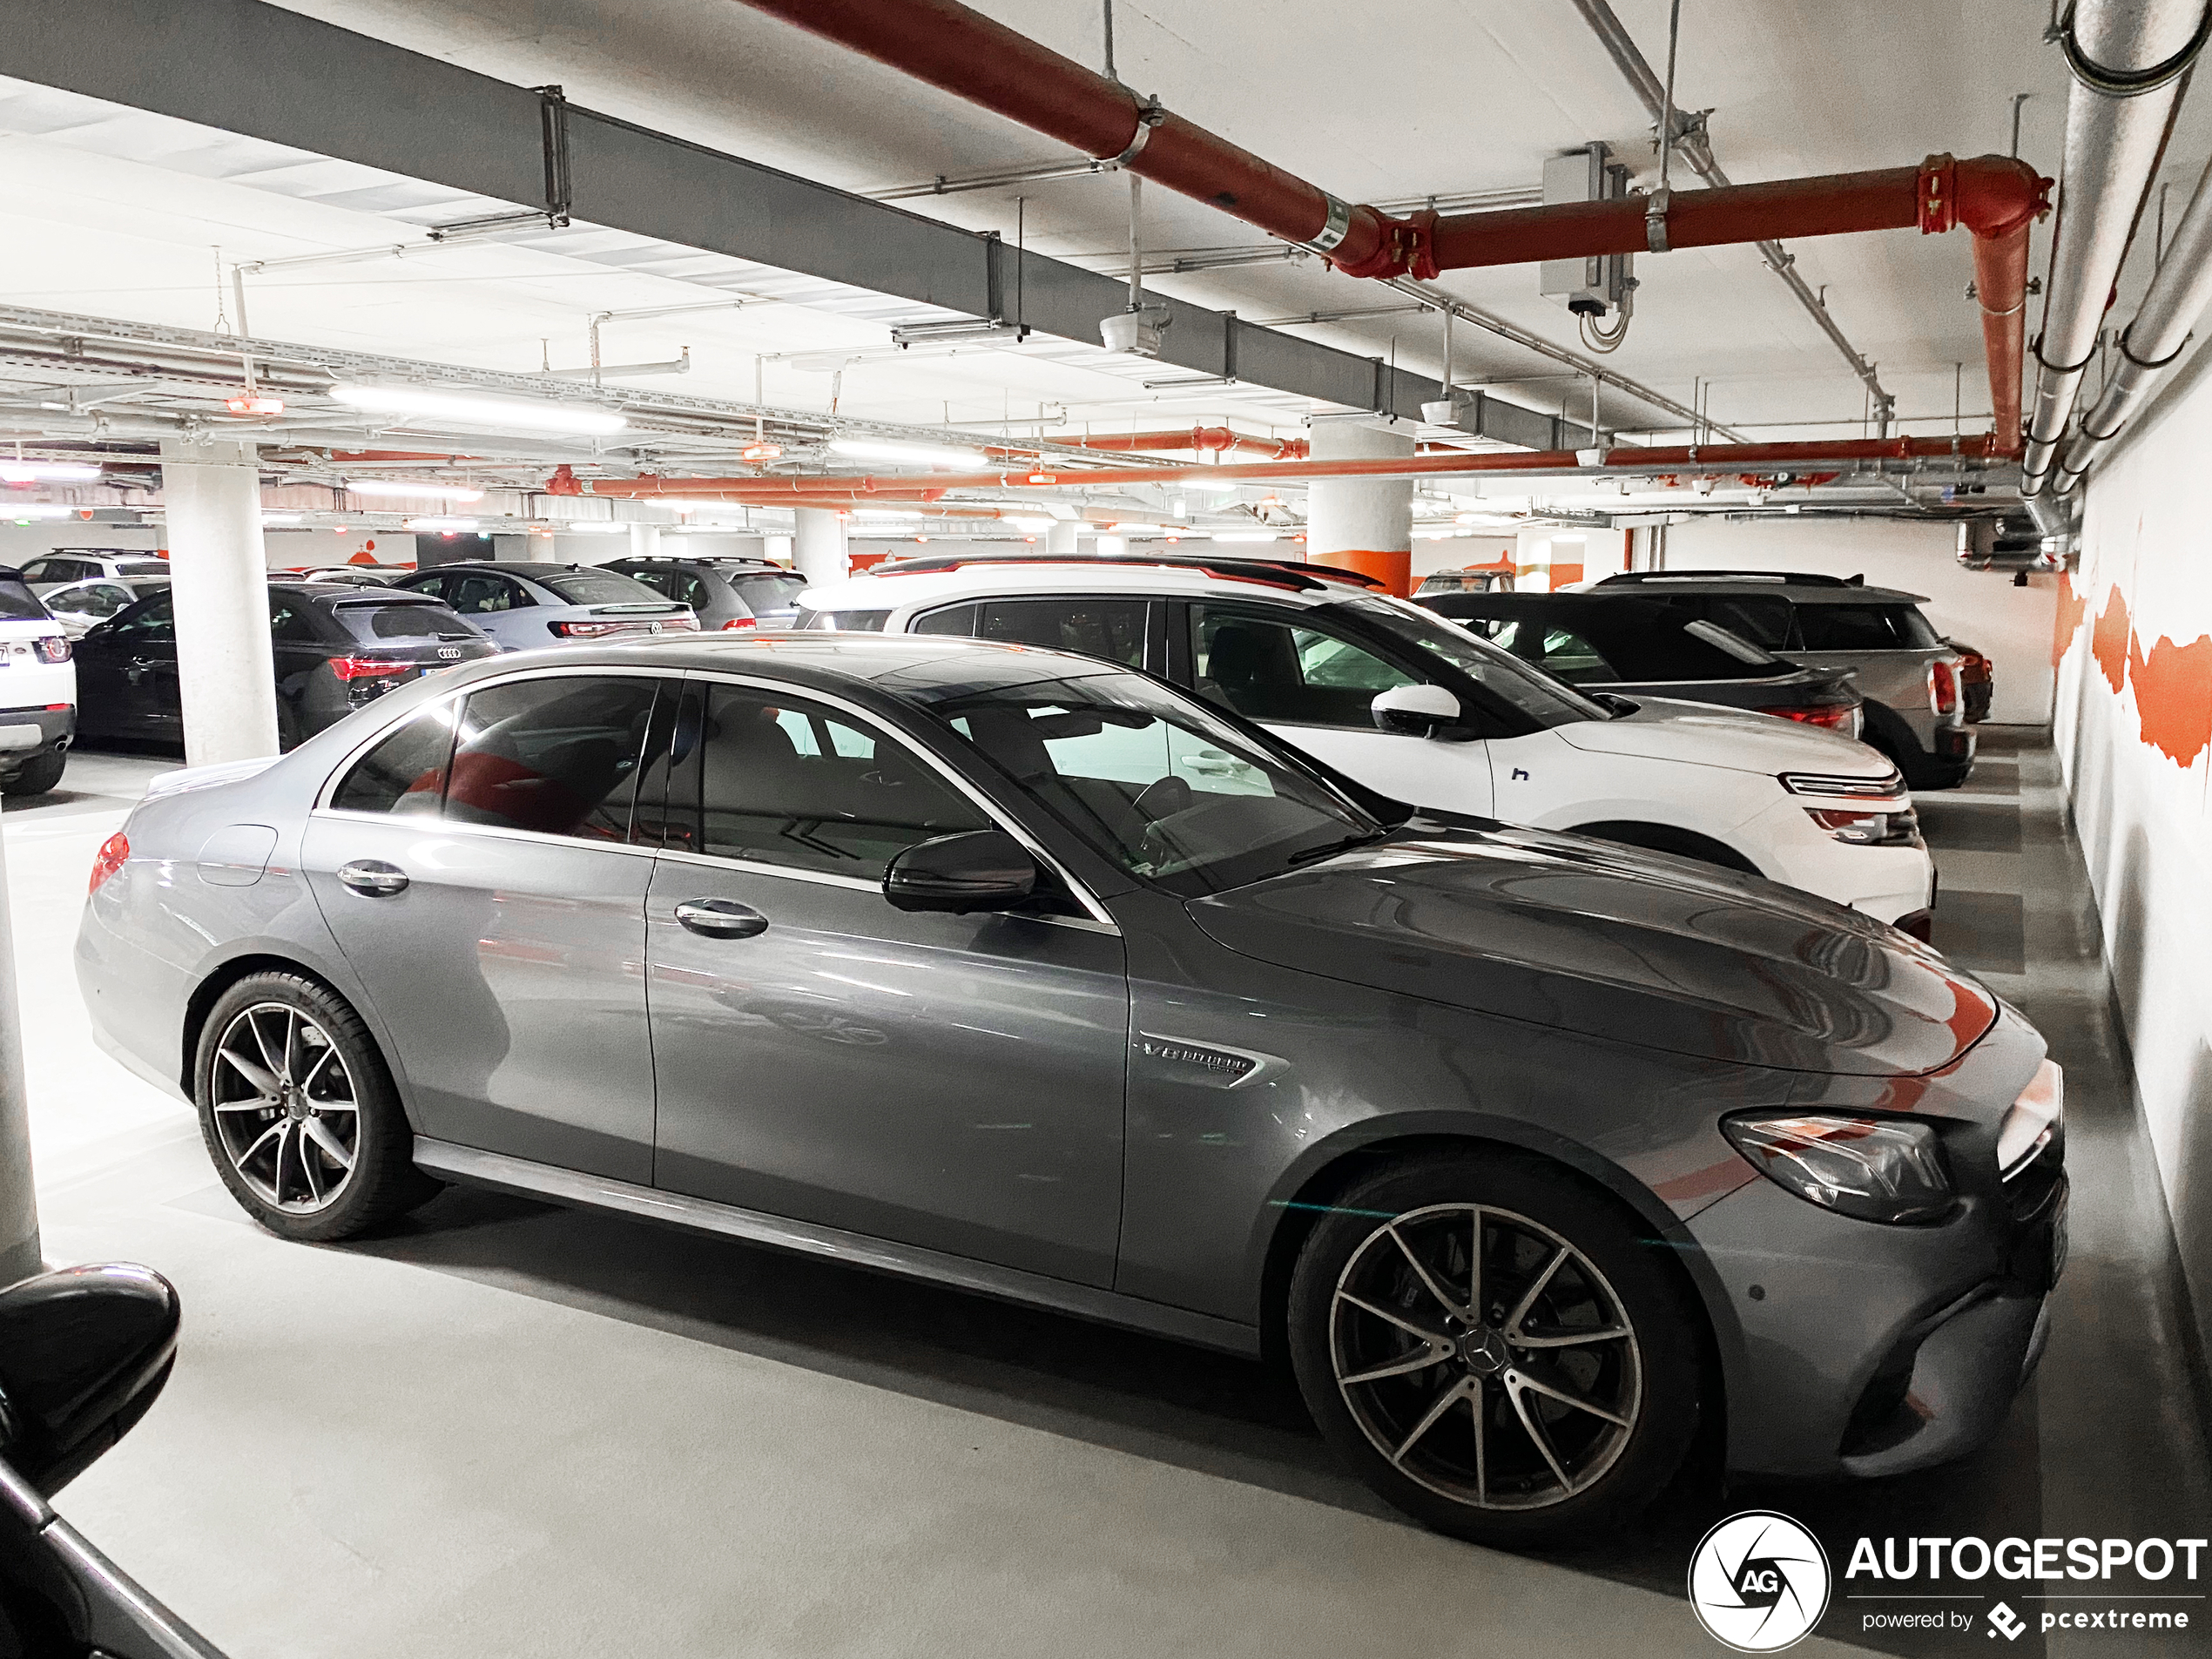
(674, 899, 769, 939)
(337, 860, 409, 897)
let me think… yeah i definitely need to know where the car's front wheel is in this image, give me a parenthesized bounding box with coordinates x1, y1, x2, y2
(1286, 1150, 1705, 1546)
(192, 972, 435, 1242)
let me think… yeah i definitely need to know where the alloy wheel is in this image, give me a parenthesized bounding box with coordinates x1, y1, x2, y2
(209, 1002, 361, 1214)
(1329, 1202, 1642, 1511)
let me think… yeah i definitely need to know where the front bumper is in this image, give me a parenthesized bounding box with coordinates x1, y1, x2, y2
(1734, 792, 1935, 926)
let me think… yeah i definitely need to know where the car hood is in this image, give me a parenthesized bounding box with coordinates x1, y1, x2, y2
(1556, 694, 1892, 777)
(1189, 825, 1993, 1076)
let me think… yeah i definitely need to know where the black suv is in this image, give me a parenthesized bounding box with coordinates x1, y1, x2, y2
(604, 555, 808, 631)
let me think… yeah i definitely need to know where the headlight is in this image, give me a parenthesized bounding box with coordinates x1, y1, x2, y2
(1778, 768, 1905, 799)
(1721, 1112, 1953, 1224)
(1804, 805, 1922, 847)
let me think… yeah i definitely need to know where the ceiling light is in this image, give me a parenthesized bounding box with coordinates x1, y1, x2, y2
(741, 442, 783, 462)
(1096, 535, 1127, 556)
(665, 499, 745, 514)
(344, 479, 486, 502)
(854, 509, 923, 520)
(226, 395, 285, 415)
(3, 504, 76, 520)
(1005, 516, 1055, 532)
(1171, 497, 1189, 518)
(551, 521, 628, 534)
(331, 384, 628, 435)
(1191, 479, 1242, 496)
(260, 512, 303, 524)
(0, 462, 103, 483)
(403, 516, 481, 531)
(826, 437, 987, 469)
(1112, 523, 1165, 535)
(1210, 530, 1278, 543)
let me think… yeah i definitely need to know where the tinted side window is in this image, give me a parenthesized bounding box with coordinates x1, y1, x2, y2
(448, 575, 526, 616)
(1189, 604, 1413, 727)
(1531, 626, 1621, 684)
(977, 597, 1149, 668)
(1794, 604, 1939, 651)
(621, 565, 678, 600)
(269, 597, 320, 643)
(1700, 596, 1794, 651)
(111, 595, 176, 642)
(673, 685, 987, 880)
(444, 677, 661, 840)
(332, 705, 457, 815)
(912, 603, 979, 637)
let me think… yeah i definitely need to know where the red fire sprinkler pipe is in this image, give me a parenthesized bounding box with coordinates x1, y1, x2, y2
(1060, 427, 1310, 461)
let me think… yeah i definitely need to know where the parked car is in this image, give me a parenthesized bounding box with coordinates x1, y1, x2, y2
(0, 1262, 233, 1659)
(1419, 590, 1863, 735)
(78, 633, 2067, 1547)
(39, 573, 172, 638)
(1414, 565, 1514, 597)
(795, 555, 1935, 932)
(1591, 571, 1974, 789)
(74, 583, 497, 751)
(301, 564, 415, 589)
(1948, 637, 1994, 723)
(0, 567, 76, 797)
(17, 550, 170, 592)
(603, 554, 809, 629)
(395, 562, 696, 651)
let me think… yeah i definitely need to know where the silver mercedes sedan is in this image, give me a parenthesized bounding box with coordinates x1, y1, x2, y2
(75, 635, 2067, 1547)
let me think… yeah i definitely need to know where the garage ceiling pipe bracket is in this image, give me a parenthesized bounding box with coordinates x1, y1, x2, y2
(425, 84, 574, 241)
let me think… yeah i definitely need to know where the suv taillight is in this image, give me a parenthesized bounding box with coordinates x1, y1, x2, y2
(721, 616, 758, 631)
(33, 636, 71, 664)
(329, 656, 410, 682)
(89, 832, 128, 894)
(1928, 660, 1959, 716)
(1774, 705, 1855, 732)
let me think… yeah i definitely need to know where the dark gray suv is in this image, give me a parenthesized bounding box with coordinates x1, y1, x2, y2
(604, 555, 809, 631)
(76, 636, 2064, 1547)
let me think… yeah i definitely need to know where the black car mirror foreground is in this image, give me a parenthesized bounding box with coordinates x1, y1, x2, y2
(0, 1264, 179, 1498)
(884, 830, 1037, 914)
(1370, 684, 1462, 738)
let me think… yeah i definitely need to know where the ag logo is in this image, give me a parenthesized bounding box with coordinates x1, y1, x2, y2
(1688, 1510, 1831, 1652)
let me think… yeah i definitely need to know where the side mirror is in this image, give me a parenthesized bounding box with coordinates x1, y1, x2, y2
(1371, 683, 1461, 738)
(0, 1264, 179, 1496)
(884, 829, 1037, 914)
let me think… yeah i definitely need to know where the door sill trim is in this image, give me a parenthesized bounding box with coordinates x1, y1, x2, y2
(412, 1137, 1260, 1357)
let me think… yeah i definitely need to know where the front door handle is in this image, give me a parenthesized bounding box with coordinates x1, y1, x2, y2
(337, 860, 409, 897)
(674, 899, 769, 939)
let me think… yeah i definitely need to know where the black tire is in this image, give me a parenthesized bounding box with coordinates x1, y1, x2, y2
(1287, 1150, 1705, 1547)
(1, 751, 65, 798)
(275, 698, 301, 753)
(192, 971, 435, 1242)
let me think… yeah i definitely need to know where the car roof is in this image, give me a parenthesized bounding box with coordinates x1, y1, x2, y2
(1593, 571, 1927, 604)
(267, 582, 448, 608)
(1421, 591, 1681, 619)
(798, 557, 1372, 613)
(612, 554, 793, 569)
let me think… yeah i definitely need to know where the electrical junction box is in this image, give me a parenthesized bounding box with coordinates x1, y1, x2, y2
(1541, 145, 1634, 317)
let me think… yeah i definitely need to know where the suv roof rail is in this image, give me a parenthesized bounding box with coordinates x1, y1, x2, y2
(862, 550, 1386, 593)
(1596, 570, 1861, 588)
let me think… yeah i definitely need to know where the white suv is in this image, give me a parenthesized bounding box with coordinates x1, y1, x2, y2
(0, 566, 76, 796)
(796, 556, 1936, 932)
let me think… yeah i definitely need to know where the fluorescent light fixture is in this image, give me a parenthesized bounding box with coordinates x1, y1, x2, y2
(260, 513, 304, 525)
(0, 462, 101, 483)
(826, 437, 987, 469)
(3, 504, 76, 520)
(402, 516, 481, 531)
(552, 521, 628, 534)
(1111, 523, 1166, 535)
(331, 383, 627, 436)
(665, 499, 745, 514)
(1209, 530, 1278, 543)
(854, 509, 923, 520)
(344, 478, 486, 502)
(1004, 516, 1055, 532)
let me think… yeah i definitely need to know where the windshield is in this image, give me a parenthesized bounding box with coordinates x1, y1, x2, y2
(1329, 595, 1611, 726)
(536, 569, 669, 606)
(332, 600, 481, 643)
(920, 667, 1383, 896)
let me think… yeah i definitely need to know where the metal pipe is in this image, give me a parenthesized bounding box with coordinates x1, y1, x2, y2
(2022, 0, 2209, 493)
(2055, 149, 2212, 489)
(1058, 426, 1309, 459)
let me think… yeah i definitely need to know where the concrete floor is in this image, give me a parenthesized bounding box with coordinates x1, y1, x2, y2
(10, 732, 2209, 1658)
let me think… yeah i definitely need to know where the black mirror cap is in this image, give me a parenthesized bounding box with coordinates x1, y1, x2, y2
(883, 829, 1037, 914)
(0, 1264, 179, 1497)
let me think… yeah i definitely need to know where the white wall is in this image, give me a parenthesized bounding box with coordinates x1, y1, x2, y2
(2054, 360, 2212, 1380)
(1662, 517, 2060, 725)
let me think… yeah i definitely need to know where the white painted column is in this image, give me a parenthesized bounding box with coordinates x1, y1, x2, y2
(792, 507, 849, 584)
(159, 438, 279, 765)
(1045, 519, 1082, 558)
(627, 523, 662, 560)
(0, 826, 37, 1285)
(1305, 416, 1414, 594)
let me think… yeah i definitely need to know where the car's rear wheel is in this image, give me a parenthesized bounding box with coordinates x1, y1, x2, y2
(1287, 1150, 1704, 1546)
(1, 752, 65, 797)
(193, 972, 435, 1242)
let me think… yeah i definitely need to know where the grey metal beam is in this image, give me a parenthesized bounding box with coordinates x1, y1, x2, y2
(3, 0, 1690, 438)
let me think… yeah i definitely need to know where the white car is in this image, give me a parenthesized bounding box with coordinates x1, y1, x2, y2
(0, 566, 77, 796)
(796, 556, 1937, 931)
(17, 550, 171, 593)
(38, 573, 171, 638)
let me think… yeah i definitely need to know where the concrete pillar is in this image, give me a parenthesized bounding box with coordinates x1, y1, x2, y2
(0, 826, 37, 1285)
(1305, 417, 1413, 595)
(627, 523, 662, 560)
(159, 439, 279, 765)
(1045, 519, 1082, 558)
(793, 508, 848, 584)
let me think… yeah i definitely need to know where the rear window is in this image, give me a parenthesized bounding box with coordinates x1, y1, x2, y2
(1794, 603, 1939, 651)
(115, 559, 171, 577)
(730, 572, 807, 612)
(535, 570, 666, 606)
(332, 600, 481, 643)
(0, 579, 50, 623)
(806, 609, 890, 632)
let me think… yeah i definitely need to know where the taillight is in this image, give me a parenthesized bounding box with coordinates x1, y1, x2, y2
(1774, 705, 1857, 732)
(89, 831, 128, 894)
(721, 616, 758, 631)
(1929, 659, 1959, 716)
(550, 619, 623, 638)
(328, 656, 410, 682)
(34, 636, 70, 664)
